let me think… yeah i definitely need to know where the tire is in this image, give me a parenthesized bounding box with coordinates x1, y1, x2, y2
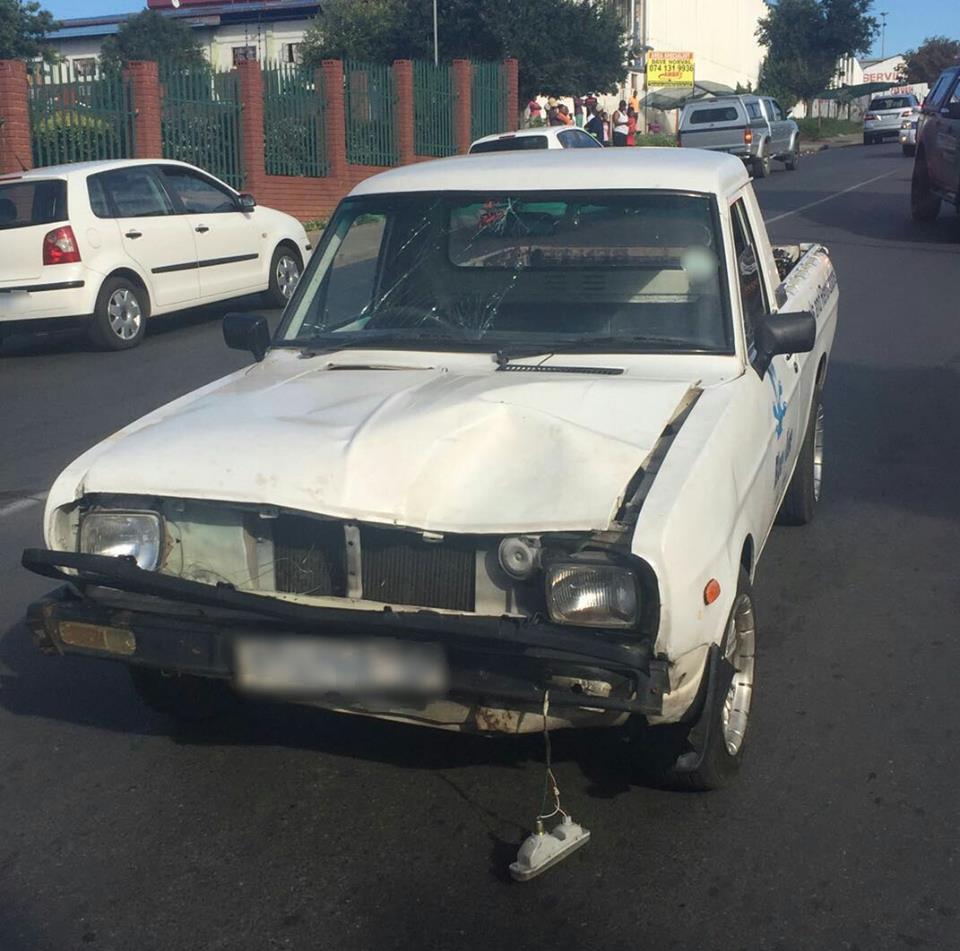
(911, 156, 941, 222)
(129, 666, 239, 722)
(902, 144, 915, 158)
(89, 276, 148, 350)
(784, 140, 800, 171)
(778, 384, 823, 526)
(752, 150, 770, 179)
(634, 569, 757, 791)
(862, 133, 872, 145)
(263, 244, 303, 309)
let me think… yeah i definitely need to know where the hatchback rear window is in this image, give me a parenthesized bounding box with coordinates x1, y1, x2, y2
(0, 180, 67, 230)
(688, 107, 740, 125)
(470, 135, 549, 153)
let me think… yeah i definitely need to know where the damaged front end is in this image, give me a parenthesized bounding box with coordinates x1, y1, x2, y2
(24, 493, 669, 734)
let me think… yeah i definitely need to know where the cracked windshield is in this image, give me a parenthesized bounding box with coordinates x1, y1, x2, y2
(281, 192, 732, 354)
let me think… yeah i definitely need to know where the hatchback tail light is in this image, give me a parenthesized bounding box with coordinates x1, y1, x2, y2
(900, 110, 913, 117)
(864, 113, 878, 121)
(744, 128, 753, 144)
(43, 225, 81, 265)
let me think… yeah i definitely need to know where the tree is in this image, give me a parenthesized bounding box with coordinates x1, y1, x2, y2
(100, 10, 206, 72)
(0, 0, 59, 62)
(899, 36, 960, 85)
(301, 0, 626, 100)
(756, 0, 878, 113)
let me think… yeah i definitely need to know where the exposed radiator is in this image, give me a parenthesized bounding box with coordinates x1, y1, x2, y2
(272, 516, 476, 612)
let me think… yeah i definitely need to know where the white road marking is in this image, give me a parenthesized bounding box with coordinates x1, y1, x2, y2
(0, 494, 46, 519)
(765, 170, 900, 224)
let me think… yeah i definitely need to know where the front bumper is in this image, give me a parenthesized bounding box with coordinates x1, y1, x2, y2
(23, 549, 668, 719)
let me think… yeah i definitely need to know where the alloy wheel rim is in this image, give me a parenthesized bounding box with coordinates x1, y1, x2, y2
(813, 402, 825, 501)
(276, 255, 300, 299)
(107, 288, 142, 340)
(721, 594, 756, 756)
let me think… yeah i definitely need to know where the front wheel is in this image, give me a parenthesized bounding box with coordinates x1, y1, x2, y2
(752, 151, 770, 178)
(89, 277, 149, 350)
(263, 245, 303, 309)
(784, 141, 800, 171)
(911, 157, 941, 222)
(129, 667, 239, 722)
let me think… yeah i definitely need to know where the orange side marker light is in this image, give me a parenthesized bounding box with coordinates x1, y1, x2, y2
(703, 579, 721, 605)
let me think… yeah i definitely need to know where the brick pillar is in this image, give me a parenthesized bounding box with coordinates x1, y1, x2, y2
(321, 60, 348, 179)
(0, 60, 32, 173)
(392, 60, 415, 165)
(236, 59, 265, 192)
(452, 59, 472, 154)
(504, 58, 519, 132)
(124, 60, 162, 159)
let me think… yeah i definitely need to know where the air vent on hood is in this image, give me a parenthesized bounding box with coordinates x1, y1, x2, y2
(496, 364, 623, 375)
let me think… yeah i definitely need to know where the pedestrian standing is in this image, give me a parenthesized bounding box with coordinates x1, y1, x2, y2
(629, 88, 639, 114)
(627, 107, 638, 146)
(526, 97, 542, 126)
(573, 96, 585, 127)
(585, 105, 604, 143)
(599, 110, 611, 145)
(556, 103, 573, 126)
(612, 100, 629, 146)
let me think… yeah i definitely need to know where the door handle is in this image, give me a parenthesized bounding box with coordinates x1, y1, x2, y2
(125, 230, 142, 239)
(195, 225, 210, 234)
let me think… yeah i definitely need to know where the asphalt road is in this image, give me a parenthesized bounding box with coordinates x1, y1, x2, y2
(1, 143, 958, 951)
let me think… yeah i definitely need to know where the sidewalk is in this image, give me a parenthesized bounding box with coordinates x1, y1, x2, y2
(801, 132, 862, 154)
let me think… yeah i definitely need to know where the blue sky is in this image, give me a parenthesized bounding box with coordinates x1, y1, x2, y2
(41, 0, 960, 61)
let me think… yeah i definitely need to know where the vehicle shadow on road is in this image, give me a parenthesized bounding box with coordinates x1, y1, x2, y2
(823, 360, 960, 521)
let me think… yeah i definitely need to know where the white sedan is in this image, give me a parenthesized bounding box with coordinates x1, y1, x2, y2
(470, 126, 602, 152)
(0, 159, 310, 350)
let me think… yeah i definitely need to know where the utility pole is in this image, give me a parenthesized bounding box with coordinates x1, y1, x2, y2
(880, 11, 888, 59)
(433, 0, 439, 66)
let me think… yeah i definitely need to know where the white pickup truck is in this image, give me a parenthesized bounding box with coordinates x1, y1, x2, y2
(25, 150, 838, 790)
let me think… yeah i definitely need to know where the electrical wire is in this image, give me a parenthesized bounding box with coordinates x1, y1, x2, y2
(536, 690, 568, 822)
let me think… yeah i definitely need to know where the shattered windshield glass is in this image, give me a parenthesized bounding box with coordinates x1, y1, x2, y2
(279, 190, 733, 355)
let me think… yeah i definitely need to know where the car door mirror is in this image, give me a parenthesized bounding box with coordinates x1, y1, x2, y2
(237, 193, 257, 212)
(223, 312, 270, 362)
(753, 311, 815, 378)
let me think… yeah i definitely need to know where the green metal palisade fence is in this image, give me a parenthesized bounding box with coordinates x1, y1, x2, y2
(160, 65, 243, 189)
(412, 61, 456, 157)
(471, 61, 508, 142)
(262, 61, 327, 177)
(29, 61, 135, 167)
(344, 61, 398, 166)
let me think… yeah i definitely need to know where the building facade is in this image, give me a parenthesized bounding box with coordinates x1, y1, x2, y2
(45, 0, 320, 75)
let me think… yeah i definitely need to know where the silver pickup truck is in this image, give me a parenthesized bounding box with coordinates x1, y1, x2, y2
(678, 94, 800, 179)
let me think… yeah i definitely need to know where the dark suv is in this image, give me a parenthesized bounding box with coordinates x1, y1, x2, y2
(911, 66, 960, 222)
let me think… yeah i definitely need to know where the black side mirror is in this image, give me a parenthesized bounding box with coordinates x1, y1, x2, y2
(753, 311, 815, 378)
(223, 313, 270, 362)
(238, 193, 257, 212)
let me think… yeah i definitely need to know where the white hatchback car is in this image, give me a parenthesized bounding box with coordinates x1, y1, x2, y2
(469, 126, 602, 153)
(0, 159, 311, 350)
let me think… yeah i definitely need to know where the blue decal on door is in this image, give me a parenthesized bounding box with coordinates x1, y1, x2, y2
(768, 364, 788, 439)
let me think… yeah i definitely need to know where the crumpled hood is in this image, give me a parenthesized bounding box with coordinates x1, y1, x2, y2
(53, 352, 699, 534)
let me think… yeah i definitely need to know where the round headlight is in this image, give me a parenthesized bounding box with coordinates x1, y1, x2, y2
(79, 511, 162, 571)
(545, 563, 639, 628)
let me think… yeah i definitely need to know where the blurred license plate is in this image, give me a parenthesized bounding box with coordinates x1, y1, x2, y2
(234, 636, 448, 697)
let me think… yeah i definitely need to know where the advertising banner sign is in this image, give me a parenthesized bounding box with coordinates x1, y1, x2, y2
(647, 52, 695, 87)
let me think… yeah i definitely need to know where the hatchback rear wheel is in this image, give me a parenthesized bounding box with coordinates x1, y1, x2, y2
(89, 277, 148, 350)
(264, 245, 302, 309)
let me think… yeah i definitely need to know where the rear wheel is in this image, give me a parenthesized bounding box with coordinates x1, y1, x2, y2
(911, 156, 941, 222)
(752, 149, 770, 178)
(263, 244, 302, 309)
(89, 277, 148, 350)
(129, 667, 239, 722)
(778, 385, 823, 525)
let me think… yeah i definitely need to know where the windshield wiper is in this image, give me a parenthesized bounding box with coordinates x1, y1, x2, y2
(494, 336, 706, 364)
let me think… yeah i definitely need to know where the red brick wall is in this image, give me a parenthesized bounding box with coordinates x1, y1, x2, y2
(0, 60, 32, 174)
(125, 61, 162, 158)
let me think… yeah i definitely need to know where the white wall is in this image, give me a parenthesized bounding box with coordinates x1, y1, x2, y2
(645, 0, 768, 91)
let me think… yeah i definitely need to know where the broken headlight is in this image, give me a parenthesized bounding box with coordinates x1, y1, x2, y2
(544, 562, 640, 629)
(79, 511, 162, 571)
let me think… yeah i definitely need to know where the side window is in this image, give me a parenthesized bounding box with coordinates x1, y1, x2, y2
(948, 79, 960, 109)
(771, 101, 784, 121)
(99, 168, 173, 218)
(746, 102, 762, 120)
(86, 175, 111, 218)
(160, 167, 237, 214)
(320, 213, 388, 327)
(730, 198, 768, 351)
(578, 130, 602, 148)
(925, 73, 953, 110)
(557, 130, 577, 148)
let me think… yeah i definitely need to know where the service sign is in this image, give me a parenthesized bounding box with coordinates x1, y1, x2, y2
(647, 52, 695, 88)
